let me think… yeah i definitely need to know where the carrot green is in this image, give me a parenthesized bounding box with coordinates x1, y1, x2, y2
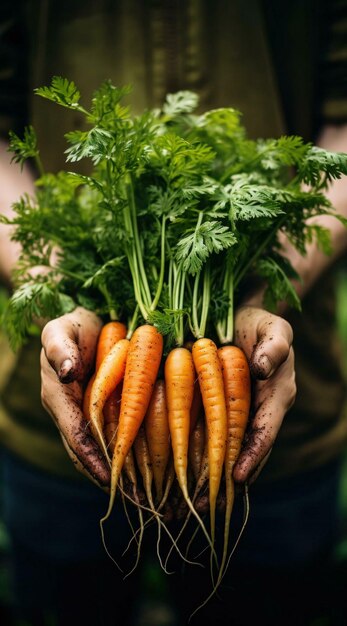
(2, 76, 347, 348)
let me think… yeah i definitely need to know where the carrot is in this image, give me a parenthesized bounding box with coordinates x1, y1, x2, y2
(165, 347, 214, 559)
(133, 424, 154, 509)
(190, 345, 251, 619)
(164, 347, 194, 503)
(101, 324, 163, 525)
(95, 321, 127, 371)
(217, 345, 251, 580)
(184, 339, 203, 435)
(189, 380, 203, 435)
(144, 379, 170, 503)
(104, 383, 122, 425)
(89, 338, 129, 462)
(192, 338, 227, 550)
(104, 383, 122, 455)
(189, 415, 206, 482)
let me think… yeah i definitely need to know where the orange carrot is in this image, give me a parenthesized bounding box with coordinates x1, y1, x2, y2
(192, 338, 227, 548)
(101, 324, 163, 524)
(104, 383, 122, 426)
(217, 345, 251, 580)
(95, 321, 127, 371)
(190, 346, 251, 617)
(165, 347, 214, 558)
(144, 380, 170, 503)
(184, 339, 203, 435)
(164, 347, 194, 503)
(89, 338, 129, 462)
(104, 383, 122, 454)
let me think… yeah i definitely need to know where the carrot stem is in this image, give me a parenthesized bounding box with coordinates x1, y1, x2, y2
(150, 215, 166, 311)
(216, 265, 234, 345)
(126, 176, 152, 308)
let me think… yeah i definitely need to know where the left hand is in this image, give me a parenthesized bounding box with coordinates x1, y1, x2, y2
(40, 307, 110, 488)
(232, 305, 296, 484)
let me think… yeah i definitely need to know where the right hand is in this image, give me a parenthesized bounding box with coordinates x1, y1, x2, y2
(40, 307, 110, 487)
(232, 305, 296, 484)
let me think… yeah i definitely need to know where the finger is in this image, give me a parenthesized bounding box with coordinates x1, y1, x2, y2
(41, 318, 83, 382)
(41, 308, 101, 383)
(250, 315, 293, 380)
(41, 349, 110, 486)
(60, 433, 109, 492)
(233, 346, 296, 483)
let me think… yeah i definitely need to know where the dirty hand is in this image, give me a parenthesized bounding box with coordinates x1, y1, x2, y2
(40, 307, 110, 487)
(232, 305, 296, 484)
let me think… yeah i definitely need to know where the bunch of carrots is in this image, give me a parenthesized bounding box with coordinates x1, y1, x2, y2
(83, 317, 251, 594)
(3, 77, 347, 607)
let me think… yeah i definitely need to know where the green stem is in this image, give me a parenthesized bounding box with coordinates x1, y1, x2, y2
(150, 216, 166, 311)
(192, 272, 201, 339)
(226, 271, 234, 343)
(127, 305, 139, 339)
(172, 264, 182, 344)
(216, 265, 234, 344)
(199, 262, 211, 338)
(99, 284, 118, 320)
(35, 153, 45, 178)
(126, 250, 148, 320)
(126, 177, 152, 308)
(168, 257, 173, 311)
(170, 261, 186, 346)
(177, 271, 186, 347)
(123, 187, 149, 320)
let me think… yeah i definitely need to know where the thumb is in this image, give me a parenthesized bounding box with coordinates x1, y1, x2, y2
(41, 320, 83, 383)
(250, 316, 293, 380)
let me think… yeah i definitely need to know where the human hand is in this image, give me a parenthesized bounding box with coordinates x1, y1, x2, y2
(40, 307, 111, 487)
(232, 305, 296, 484)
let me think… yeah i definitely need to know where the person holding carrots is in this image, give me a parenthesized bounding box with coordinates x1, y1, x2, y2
(1, 1, 347, 625)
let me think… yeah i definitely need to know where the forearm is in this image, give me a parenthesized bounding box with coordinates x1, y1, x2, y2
(282, 125, 347, 297)
(0, 140, 35, 285)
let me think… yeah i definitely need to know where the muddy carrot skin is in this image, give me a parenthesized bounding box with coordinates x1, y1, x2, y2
(192, 338, 227, 545)
(217, 345, 251, 579)
(89, 339, 130, 460)
(144, 380, 170, 503)
(104, 383, 123, 456)
(102, 324, 163, 522)
(133, 425, 154, 507)
(165, 347, 195, 503)
(189, 415, 206, 482)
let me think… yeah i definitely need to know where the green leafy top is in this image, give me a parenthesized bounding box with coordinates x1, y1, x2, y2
(2, 76, 347, 349)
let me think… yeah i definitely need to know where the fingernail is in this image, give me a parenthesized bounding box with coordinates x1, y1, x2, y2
(59, 359, 73, 382)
